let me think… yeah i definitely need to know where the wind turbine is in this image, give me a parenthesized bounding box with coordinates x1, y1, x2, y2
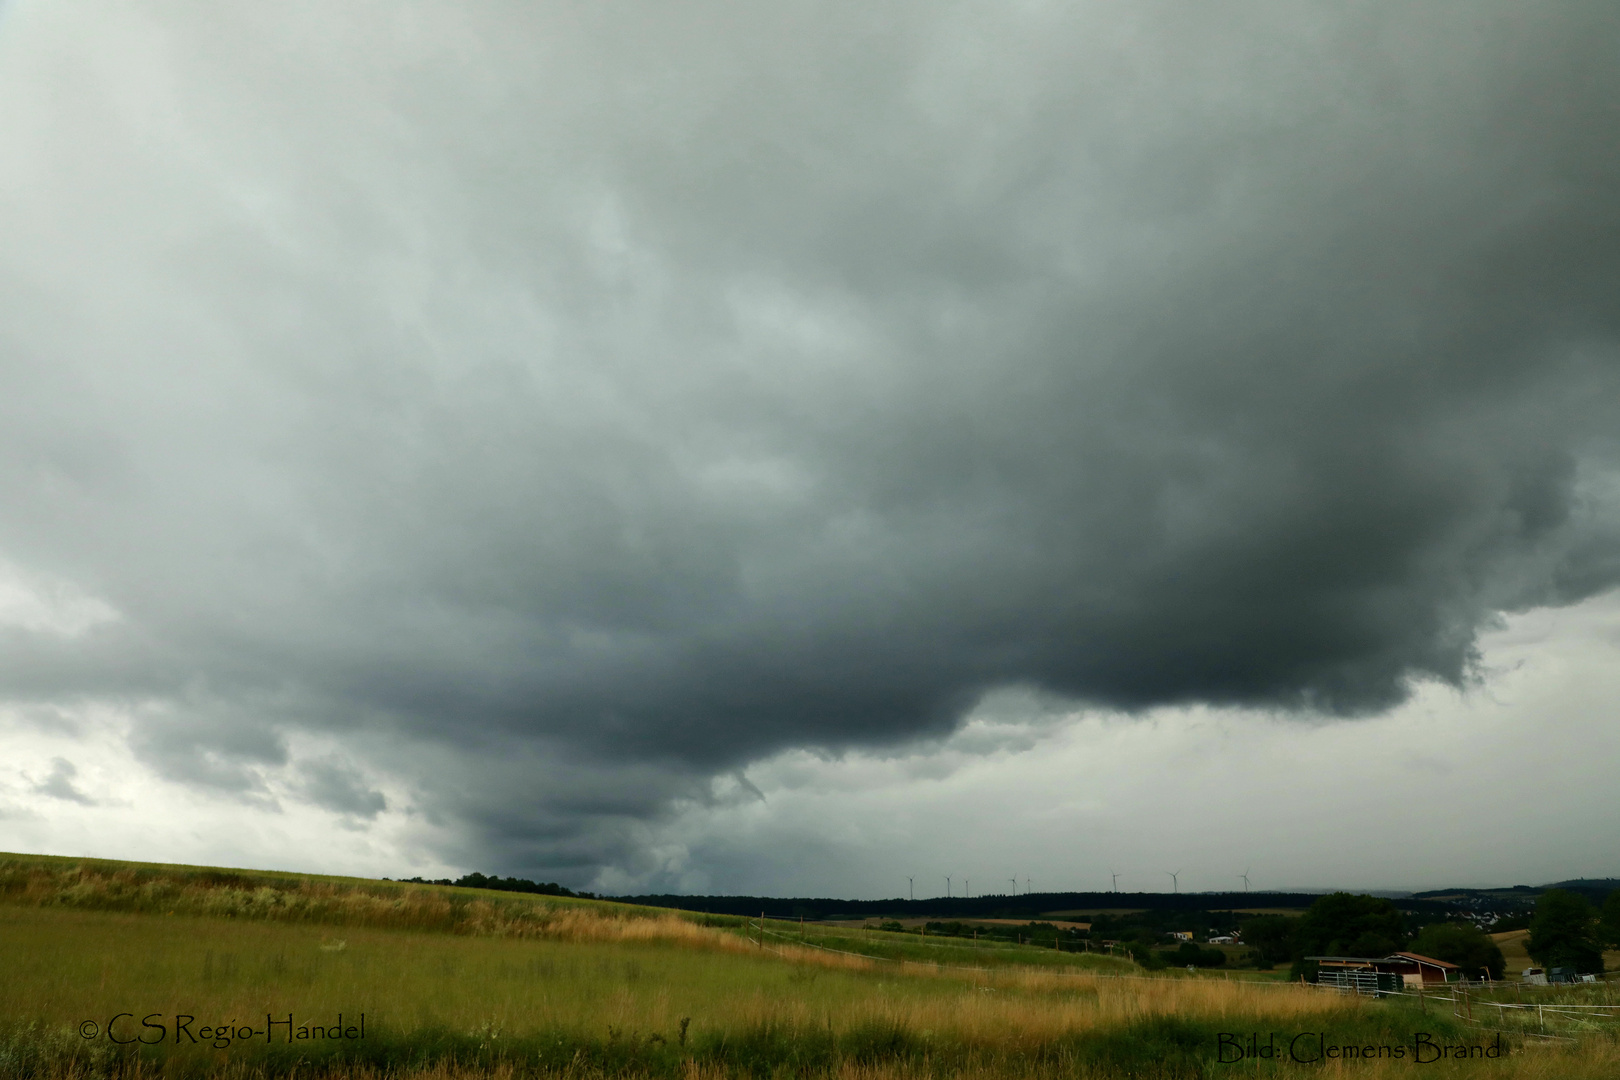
(1166, 870, 1180, 894)
(908, 877, 914, 901)
(1025, 877, 1032, 895)
(1009, 877, 1018, 895)
(946, 875, 952, 898)
(964, 878, 970, 899)
(1240, 869, 1251, 892)
(1110, 869, 1120, 893)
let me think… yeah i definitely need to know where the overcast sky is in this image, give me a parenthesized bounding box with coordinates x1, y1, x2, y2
(1, 0, 1617, 897)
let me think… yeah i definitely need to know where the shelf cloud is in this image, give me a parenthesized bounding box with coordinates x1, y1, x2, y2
(1, 0, 1617, 883)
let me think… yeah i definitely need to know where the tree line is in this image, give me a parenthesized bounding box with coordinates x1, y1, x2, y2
(899, 889, 1620, 978)
(1263, 888, 1620, 981)
(388, 872, 594, 898)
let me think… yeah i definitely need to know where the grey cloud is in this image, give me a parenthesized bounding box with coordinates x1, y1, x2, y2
(296, 757, 387, 820)
(0, 0, 1617, 882)
(128, 708, 288, 799)
(32, 757, 95, 805)
(403, 742, 711, 876)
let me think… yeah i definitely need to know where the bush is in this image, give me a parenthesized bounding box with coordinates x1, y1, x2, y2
(1128, 943, 1167, 970)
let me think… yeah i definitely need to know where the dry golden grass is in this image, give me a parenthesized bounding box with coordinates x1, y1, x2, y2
(0, 856, 773, 956)
(0, 858, 601, 937)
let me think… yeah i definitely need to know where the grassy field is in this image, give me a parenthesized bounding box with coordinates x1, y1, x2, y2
(1492, 930, 1534, 975)
(761, 922, 1136, 974)
(1, 853, 1617, 1078)
(1490, 929, 1620, 978)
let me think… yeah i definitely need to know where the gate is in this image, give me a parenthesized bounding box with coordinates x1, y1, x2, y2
(1316, 970, 1401, 996)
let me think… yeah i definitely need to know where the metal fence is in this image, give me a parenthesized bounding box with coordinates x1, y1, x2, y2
(1314, 970, 1402, 996)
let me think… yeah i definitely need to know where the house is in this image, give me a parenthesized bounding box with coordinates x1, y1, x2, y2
(1169, 931, 1193, 942)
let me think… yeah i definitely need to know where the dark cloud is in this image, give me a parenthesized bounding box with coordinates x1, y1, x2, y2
(296, 757, 386, 820)
(32, 757, 95, 806)
(128, 709, 288, 798)
(0, 0, 1617, 881)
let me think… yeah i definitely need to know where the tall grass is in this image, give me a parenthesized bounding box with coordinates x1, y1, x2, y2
(0, 855, 636, 938)
(0, 904, 1479, 1079)
(5, 854, 1609, 1077)
(0, 853, 1136, 974)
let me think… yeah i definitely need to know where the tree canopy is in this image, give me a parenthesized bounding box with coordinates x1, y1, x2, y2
(1407, 922, 1505, 980)
(1527, 889, 1605, 973)
(1295, 893, 1407, 958)
(1239, 915, 1297, 967)
(1601, 890, 1620, 950)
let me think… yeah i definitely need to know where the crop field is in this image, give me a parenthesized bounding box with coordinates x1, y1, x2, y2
(2, 854, 1617, 1079)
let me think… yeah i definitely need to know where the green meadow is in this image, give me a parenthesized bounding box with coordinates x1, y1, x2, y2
(2, 853, 1615, 1079)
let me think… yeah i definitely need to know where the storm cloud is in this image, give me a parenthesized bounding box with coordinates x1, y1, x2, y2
(1, 0, 1618, 881)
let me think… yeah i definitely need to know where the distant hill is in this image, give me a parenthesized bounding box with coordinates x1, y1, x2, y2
(1410, 885, 1540, 907)
(1410, 878, 1619, 908)
(610, 890, 1461, 921)
(1544, 878, 1620, 904)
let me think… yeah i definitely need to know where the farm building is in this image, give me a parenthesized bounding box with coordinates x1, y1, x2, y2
(1381, 952, 1461, 985)
(1309, 952, 1459, 988)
